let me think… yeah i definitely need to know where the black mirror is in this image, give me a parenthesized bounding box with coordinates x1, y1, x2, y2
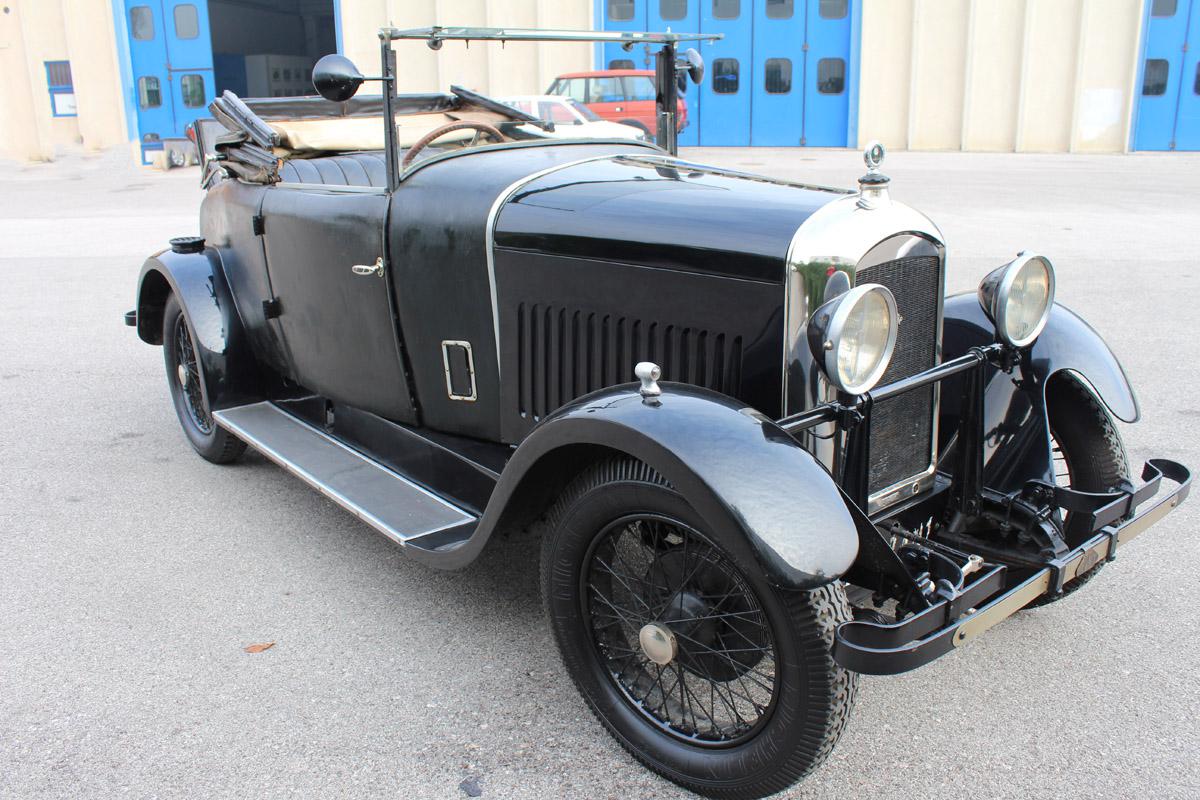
(313, 54, 364, 102)
(682, 48, 704, 86)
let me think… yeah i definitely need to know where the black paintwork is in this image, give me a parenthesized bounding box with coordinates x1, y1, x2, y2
(133, 126, 1179, 628)
(938, 294, 1139, 493)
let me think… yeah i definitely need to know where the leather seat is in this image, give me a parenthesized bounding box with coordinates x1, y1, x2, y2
(278, 151, 389, 188)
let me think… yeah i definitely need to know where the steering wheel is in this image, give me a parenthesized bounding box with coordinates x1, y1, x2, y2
(401, 121, 506, 169)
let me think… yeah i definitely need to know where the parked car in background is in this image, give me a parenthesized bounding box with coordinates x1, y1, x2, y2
(547, 69, 687, 135)
(498, 95, 647, 141)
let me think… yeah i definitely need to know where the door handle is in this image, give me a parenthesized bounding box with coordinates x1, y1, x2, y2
(351, 257, 385, 278)
(614, 106, 623, 112)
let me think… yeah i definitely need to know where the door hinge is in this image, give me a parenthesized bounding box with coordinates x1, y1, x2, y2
(252, 214, 265, 236)
(262, 298, 282, 319)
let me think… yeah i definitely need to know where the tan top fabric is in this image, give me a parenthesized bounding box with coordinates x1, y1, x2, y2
(269, 109, 518, 154)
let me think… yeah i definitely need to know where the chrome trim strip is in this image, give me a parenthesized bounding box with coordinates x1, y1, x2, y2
(440, 339, 478, 402)
(483, 154, 637, 379)
(273, 182, 388, 194)
(213, 402, 474, 544)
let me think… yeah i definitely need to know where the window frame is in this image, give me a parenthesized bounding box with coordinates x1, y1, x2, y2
(130, 5, 155, 41)
(712, 58, 740, 94)
(173, 3, 200, 40)
(138, 75, 163, 110)
(45, 60, 77, 118)
(660, 0, 688, 21)
(713, 0, 741, 20)
(1142, 58, 1170, 96)
(816, 57, 846, 95)
(764, 57, 792, 95)
(608, 0, 635, 22)
(180, 73, 207, 108)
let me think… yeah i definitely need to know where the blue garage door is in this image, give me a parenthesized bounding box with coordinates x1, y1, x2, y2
(599, 0, 856, 147)
(124, 1, 215, 161)
(1134, 0, 1200, 150)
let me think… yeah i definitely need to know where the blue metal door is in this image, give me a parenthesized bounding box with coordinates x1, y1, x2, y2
(751, 0, 805, 145)
(1134, 0, 1197, 150)
(124, 1, 214, 160)
(600, 0, 648, 72)
(699, 0, 753, 145)
(802, 0, 852, 146)
(1174, 1, 1200, 148)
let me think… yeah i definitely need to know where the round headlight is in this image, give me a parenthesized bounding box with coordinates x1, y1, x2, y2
(807, 283, 899, 395)
(978, 253, 1056, 348)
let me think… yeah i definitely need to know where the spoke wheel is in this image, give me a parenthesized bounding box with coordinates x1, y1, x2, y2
(174, 315, 212, 434)
(162, 294, 246, 464)
(542, 459, 857, 799)
(584, 515, 778, 747)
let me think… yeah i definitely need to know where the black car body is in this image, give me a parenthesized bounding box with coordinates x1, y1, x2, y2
(127, 27, 1190, 800)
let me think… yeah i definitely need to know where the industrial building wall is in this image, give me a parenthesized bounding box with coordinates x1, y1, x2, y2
(338, 0, 593, 98)
(0, 1, 127, 162)
(857, 0, 1144, 152)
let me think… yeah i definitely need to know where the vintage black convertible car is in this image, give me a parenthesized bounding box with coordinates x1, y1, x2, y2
(126, 27, 1190, 800)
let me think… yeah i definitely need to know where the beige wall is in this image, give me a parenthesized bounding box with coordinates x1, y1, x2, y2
(0, 0, 127, 162)
(859, 0, 1144, 152)
(338, 0, 593, 97)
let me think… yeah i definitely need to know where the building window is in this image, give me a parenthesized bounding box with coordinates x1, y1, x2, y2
(138, 76, 162, 109)
(765, 58, 792, 94)
(817, 57, 845, 94)
(660, 0, 687, 21)
(712, 58, 739, 93)
(130, 6, 154, 40)
(181, 74, 206, 108)
(766, 0, 793, 20)
(820, 0, 848, 19)
(713, 0, 740, 21)
(608, 0, 634, 21)
(1142, 59, 1169, 95)
(45, 61, 76, 117)
(608, 59, 636, 69)
(1151, 0, 1177, 17)
(174, 4, 199, 39)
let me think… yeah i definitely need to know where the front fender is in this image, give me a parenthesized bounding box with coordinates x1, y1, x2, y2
(940, 293, 1139, 492)
(432, 383, 860, 589)
(135, 247, 259, 412)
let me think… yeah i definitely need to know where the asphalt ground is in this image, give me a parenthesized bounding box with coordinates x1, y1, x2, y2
(1, 146, 1197, 799)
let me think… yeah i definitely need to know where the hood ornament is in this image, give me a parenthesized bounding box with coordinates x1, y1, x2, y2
(857, 140, 891, 210)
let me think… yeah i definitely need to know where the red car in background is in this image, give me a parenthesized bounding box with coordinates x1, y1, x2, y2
(546, 69, 688, 136)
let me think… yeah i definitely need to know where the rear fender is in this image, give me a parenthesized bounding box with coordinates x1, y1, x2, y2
(135, 247, 260, 412)
(940, 293, 1138, 492)
(437, 383, 860, 589)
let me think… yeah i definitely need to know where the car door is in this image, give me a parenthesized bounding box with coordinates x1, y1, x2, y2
(587, 75, 630, 124)
(259, 187, 416, 424)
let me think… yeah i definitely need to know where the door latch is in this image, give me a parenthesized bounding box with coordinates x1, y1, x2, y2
(351, 257, 385, 278)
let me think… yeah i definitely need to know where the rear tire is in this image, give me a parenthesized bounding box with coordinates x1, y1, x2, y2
(1030, 375, 1130, 605)
(541, 458, 856, 799)
(162, 294, 245, 464)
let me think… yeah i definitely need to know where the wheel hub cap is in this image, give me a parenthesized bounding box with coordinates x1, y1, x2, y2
(638, 623, 677, 666)
(177, 364, 188, 387)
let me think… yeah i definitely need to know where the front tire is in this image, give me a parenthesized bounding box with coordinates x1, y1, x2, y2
(541, 459, 856, 799)
(1031, 375, 1131, 604)
(162, 294, 245, 464)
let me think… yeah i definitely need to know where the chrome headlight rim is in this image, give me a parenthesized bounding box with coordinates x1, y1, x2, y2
(809, 282, 900, 396)
(981, 251, 1056, 348)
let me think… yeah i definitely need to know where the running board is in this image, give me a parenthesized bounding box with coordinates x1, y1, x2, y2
(213, 402, 477, 551)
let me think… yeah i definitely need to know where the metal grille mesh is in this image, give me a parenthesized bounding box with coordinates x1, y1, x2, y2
(516, 303, 742, 421)
(857, 254, 941, 493)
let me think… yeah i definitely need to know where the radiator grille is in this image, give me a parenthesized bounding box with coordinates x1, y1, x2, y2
(516, 303, 743, 421)
(856, 254, 941, 493)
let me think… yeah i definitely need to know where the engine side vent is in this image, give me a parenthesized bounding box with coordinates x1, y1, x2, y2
(515, 303, 743, 422)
